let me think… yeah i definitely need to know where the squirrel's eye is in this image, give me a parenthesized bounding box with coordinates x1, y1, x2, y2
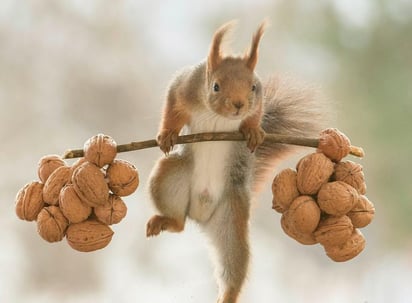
(251, 84, 257, 92)
(213, 83, 220, 92)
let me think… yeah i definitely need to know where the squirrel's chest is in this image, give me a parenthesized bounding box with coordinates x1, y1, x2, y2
(187, 111, 241, 221)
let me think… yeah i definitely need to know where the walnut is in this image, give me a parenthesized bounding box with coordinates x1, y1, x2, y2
(59, 184, 92, 223)
(317, 128, 351, 162)
(347, 195, 375, 228)
(83, 134, 117, 168)
(333, 160, 366, 195)
(280, 214, 317, 245)
(286, 195, 321, 234)
(272, 168, 299, 213)
(37, 206, 69, 242)
(296, 153, 334, 195)
(69, 157, 88, 182)
(37, 155, 67, 183)
(324, 229, 366, 262)
(15, 181, 45, 221)
(317, 181, 359, 216)
(66, 219, 114, 252)
(72, 162, 109, 207)
(314, 215, 353, 247)
(106, 159, 139, 196)
(94, 194, 127, 225)
(42, 166, 71, 205)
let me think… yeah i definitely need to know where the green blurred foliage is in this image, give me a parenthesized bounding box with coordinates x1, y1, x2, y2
(266, 0, 412, 246)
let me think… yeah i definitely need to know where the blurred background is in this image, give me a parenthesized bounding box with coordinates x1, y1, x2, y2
(1, 0, 411, 302)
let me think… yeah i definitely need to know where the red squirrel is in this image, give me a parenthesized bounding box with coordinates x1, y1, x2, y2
(146, 20, 327, 303)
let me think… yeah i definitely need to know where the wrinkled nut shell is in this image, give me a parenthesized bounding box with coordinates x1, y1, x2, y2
(296, 153, 334, 195)
(66, 220, 114, 252)
(324, 229, 366, 262)
(106, 159, 139, 196)
(333, 160, 367, 195)
(43, 166, 71, 205)
(317, 128, 351, 162)
(280, 214, 317, 245)
(15, 181, 44, 221)
(37, 206, 69, 242)
(59, 184, 92, 223)
(314, 215, 353, 247)
(94, 194, 127, 225)
(347, 195, 375, 228)
(72, 162, 109, 207)
(317, 181, 359, 216)
(287, 195, 321, 234)
(38, 155, 67, 183)
(272, 168, 299, 213)
(69, 158, 88, 182)
(84, 134, 117, 168)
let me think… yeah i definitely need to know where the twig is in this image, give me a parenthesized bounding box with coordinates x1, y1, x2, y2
(62, 132, 364, 159)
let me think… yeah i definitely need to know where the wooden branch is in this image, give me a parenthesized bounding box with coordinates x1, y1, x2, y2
(62, 132, 364, 159)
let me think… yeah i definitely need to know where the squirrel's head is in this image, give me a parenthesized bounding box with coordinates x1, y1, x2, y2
(205, 20, 267, 119)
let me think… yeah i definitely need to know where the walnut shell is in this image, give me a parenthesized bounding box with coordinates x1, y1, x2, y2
(317, 128, 351, 162)
(296, 153, 334, 195)
(272, 168, 300, 213)
(314, 215, 353, 247)
(15, 181, 45, 221)
(317, 181, 359, 216)
(347, 195, 375, 228)
(37, 206, 69, 242)
(69, 157, 88, 182)
(72, 162, 109, 207)
(66, 220, 114, 252)
(94, 194, 127, 225)
(286, 195, 321, 234)
(38, 155, 67, 183)
(43, 166, 71, 205)
(59, 184, 92, 223)
(324, 229, 366, 262)
(83, 134, 117, 168)
(280, 214, 317, 245)
(106, 159, 139, 196)
(333, 160, 366, 195)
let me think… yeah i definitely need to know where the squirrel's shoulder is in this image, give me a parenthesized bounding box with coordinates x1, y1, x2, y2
(167, 61, 207, 102)
(169, 61, 206, 90)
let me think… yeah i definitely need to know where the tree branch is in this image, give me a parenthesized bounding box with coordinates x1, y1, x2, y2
(62, 132, 364, 159)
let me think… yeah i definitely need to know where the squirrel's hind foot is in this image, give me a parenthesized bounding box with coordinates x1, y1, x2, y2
(216, 288, 239, 303)
(146, 215, 185, 237)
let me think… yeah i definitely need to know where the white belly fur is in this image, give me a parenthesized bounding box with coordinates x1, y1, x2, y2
(188, 110, 241, 222)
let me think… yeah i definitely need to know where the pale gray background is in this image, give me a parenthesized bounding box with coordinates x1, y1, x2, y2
(1, 1, 411, 302)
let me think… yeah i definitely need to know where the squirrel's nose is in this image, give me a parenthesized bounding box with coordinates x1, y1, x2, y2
(233, 101, 244, 110)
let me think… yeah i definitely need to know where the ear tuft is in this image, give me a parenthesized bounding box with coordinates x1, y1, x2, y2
(207, 20, 237, 72)
(245, 20, 268, 71)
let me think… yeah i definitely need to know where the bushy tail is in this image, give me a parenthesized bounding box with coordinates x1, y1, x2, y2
(253, 75, 332, 192)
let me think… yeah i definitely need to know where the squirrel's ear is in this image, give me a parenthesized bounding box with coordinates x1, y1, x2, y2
(208, 21, 236, 72)
(245, 20, 268, 71)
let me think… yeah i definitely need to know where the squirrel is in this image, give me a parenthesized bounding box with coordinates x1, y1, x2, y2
(146, 20, 328, 303)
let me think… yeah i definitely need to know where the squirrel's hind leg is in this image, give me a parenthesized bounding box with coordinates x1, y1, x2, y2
(147, 153, 192, 237)
(204, 189, 251, 303)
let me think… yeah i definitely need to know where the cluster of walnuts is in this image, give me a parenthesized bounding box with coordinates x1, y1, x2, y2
(15, 134, 139, 252)
(272, 128, 375, 262)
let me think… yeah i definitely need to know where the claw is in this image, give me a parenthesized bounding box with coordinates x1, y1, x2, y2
(157, 129, 179, 155)
(239, 126, 265, 153)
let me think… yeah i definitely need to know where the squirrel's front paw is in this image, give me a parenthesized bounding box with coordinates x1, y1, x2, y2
(240, 125, 265, 152)
(157, 129, 179, 155)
